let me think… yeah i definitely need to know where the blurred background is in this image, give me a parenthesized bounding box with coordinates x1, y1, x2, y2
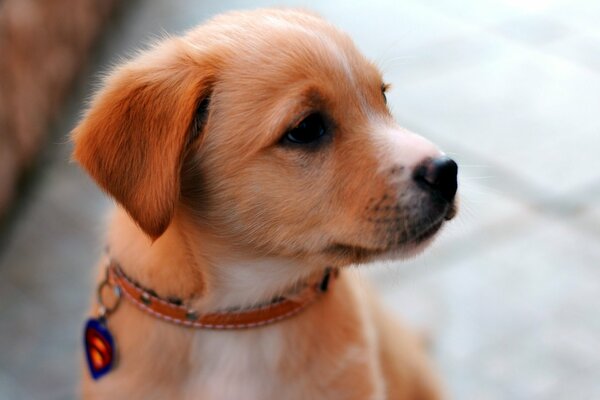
(1, 0, 599, 399)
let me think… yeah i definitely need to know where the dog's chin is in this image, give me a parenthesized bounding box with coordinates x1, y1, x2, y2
(324, 219, 446, 266)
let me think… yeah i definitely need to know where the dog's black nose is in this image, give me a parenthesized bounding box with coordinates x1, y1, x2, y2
(413, 156, 458, 202)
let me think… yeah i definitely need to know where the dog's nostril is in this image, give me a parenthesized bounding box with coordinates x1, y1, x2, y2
(413, 156, 458, 202)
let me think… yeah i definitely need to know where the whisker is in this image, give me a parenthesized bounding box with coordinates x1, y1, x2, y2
(460, 176, 495, 180)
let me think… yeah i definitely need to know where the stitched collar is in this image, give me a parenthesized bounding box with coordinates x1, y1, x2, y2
(103, 261, 337, 330)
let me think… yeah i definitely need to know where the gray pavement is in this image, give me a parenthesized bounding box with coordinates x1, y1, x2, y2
(1, 1, 599, 399)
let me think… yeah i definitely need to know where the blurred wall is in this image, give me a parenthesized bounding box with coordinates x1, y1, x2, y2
(0, 0, 119, 217)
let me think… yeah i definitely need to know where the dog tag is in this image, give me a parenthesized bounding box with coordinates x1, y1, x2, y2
(84, 318, 116, 380)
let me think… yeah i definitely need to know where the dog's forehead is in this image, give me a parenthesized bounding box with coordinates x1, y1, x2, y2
(188, 10, 380, 88)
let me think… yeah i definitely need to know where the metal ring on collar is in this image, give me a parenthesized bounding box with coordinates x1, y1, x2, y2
(97, 266, 121, 318)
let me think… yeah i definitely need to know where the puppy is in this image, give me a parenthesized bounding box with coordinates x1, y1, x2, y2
(73, 8, 457, 400)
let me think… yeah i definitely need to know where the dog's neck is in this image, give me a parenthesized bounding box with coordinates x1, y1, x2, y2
(106, 208, 325, 312)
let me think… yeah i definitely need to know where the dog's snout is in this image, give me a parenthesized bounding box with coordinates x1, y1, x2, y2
(413, 156, 458, 202)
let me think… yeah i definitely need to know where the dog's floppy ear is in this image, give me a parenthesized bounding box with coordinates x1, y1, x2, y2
(72, 42, 213, 239)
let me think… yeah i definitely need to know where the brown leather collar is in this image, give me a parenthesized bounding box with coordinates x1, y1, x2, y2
(106, 262, 337, 330)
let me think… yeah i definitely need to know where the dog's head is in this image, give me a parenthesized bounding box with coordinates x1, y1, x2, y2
(73, 9, 457, 268)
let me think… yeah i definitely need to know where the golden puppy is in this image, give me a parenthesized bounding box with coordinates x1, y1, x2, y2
(73, 8, 458, 400)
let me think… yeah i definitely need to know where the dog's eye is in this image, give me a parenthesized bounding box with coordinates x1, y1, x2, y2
(381, 83, 389, 104)
(283, 113, 327, 145)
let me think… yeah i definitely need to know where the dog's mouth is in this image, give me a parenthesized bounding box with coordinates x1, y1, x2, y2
(445, 201, 458, 221)
(321, 196, 458, 264)
(411, 218, 445, 243)
(325, 243, 388, 261)
(326, 218, 445, 262)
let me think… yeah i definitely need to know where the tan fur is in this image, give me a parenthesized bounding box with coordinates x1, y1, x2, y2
(73, 9, 452, 399)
